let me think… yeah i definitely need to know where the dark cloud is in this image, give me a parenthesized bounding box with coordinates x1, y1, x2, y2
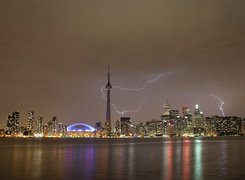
(0, 0, 244, 127)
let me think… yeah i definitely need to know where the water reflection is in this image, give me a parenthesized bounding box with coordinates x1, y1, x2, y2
(163, 141, 173, 179)
(6, 143, 45, 179)
(219, 141, 227, 177)
(67, 145, 95, 179)
(194, 139, 203, 180)
(128, 143, 134, 179)
(32, 146, 43, 177)
(1, 138, 245, 179)
(182, 139, 191, 180)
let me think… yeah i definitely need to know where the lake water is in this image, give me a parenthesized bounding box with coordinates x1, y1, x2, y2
(0, 137, 245, 180)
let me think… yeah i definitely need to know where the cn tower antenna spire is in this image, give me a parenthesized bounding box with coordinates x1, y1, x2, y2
(106, 63, 112, 89)
(108, 63, 110, 84)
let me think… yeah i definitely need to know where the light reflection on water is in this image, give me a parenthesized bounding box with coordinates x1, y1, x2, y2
(182, 139, 191, 180)
(1, 137, 245, 179)
(194, 139, 203, 180)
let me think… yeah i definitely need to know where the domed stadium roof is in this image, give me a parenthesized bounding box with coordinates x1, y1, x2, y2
(67, 123, 96, 132)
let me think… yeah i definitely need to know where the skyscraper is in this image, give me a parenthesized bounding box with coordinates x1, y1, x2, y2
(52, 117, 57, 136)
(193, 104, 205, 135)
(120, 117, 132, 136)
(36, 116, 43, 135)
(105, 64, 112, 137)
(27, 111, 35, 134)
(6, 111, 20, 135)
(162, 99, 172, 116)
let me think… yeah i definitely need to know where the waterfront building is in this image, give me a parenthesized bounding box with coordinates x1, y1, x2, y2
(43, 124, 48, 137)
(27, 111, 35, 134)
(175, 116, 185, 136)
(34, 116, 43, 137)
(161, 102, 181, 136)
(94, 121, 104, 138)
(169, 110, 180, 118)
(0, 129, 5, 137)
(66, 123, 96, 137)
(6, 111, 20, 135)
(136, 123, 147, 137)
(115, 120, 120, 136)
(47, 121, 53, 137)
(155, 120, 164, 136)
(2, 111, 67, 138)
(120, 117, 132, 136)
(162, 99, 172, 116)
(242, 118, 245, 135)
(192, 104, 205, 135)
(58, 123, 67, 137)
(52, 117, 58, 136)
(161, 101, 179, 136)
(211, 116, 242, 136)
(182, 106, 191, 116)
(205, 117, 217, 136)
(143, 119, 164, 137)
(6, 115, 13, 135)
(95, 121, 103, 130)
(182, 106, 192, 127)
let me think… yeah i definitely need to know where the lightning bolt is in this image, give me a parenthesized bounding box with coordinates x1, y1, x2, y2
(101, 86, 149, 115)
(113, 73, 170, 91)
(210, 94, 225, 116)
(101, 73, 170, 115)
(111, 96, 148, 115)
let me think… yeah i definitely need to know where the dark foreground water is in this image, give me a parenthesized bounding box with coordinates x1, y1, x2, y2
(0, 137, 245, 180)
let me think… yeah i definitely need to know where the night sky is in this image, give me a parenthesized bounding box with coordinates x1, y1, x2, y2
(0, 1, 245, 128)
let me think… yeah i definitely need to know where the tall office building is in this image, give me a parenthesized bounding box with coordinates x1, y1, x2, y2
(169, 110, 180, 118)
(6, 111, 20, 135)
(58, 123, 67, 137)
(52, 117, 58, 136)
(42, 117, 57, 137)
(182, 106, 191, 116)
(120, 117, 132, 136)
(115, 120, 120, 135)
(12, 111, 20, 134)
(35, 116, 43, 135)
(95, 121, 102, 130)
(47, 121, 53, 136)
(162, 99, 172, 116)
(105, 64, 112, 137)
(192, 104, 205, 135)
(6, 115, 13, 135)
(182, 106, 192, 128)
(27, 111, 35, 134)
(43, 124, 48, 137)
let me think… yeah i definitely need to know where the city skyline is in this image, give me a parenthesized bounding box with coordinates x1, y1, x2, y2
(0, 1, 245, 128)
(1, 99, 243, 130)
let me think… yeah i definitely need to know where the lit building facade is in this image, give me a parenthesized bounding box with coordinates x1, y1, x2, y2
(27, 111, 35, 134)
(34, 116, 43, 137)
(162, 100, 172, 116)
(58, 123, 67, 137)
(66, 123, 96, 137)
(52, 117, 58, 136)
(6, 111, 20, 135)
(192, 104, 205, 135)
(120, 117, 132, 136)
(115, 120, 120, 136)
(211, 116, 242, 136)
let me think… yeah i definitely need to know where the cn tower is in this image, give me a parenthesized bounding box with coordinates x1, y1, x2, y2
(105, 64, 112, 137)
